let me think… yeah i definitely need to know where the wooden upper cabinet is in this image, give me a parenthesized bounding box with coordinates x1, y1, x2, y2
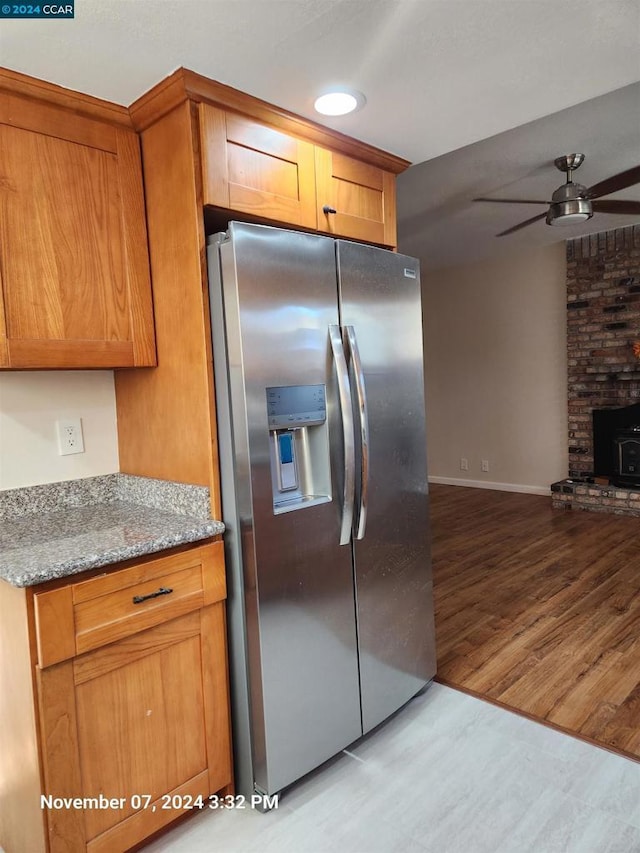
(0, 88, 156, 369)
(129, 69, 409, 248)
(315, 147, 397, 247)
(199, 103, 317, 229)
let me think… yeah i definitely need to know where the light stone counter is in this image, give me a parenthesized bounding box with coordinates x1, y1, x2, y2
(0, 474, 224, 588)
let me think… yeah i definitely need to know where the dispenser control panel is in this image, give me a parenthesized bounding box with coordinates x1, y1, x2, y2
(266, 385, 326, 429)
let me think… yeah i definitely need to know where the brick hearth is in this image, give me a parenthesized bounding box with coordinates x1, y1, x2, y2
(551, 479, 640, 515)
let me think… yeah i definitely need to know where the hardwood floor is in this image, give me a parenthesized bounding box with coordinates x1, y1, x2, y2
(430, 484, 640, 760)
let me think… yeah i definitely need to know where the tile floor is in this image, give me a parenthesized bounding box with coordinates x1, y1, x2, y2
(143, 684, 640, 853)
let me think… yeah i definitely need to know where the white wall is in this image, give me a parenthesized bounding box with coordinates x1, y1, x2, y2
(421, 242, 567, 494)
(0, 372, 119, 490)
(0, 244, 567, 494)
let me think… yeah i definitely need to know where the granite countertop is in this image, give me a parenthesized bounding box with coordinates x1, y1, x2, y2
(0, 474, 225, 588)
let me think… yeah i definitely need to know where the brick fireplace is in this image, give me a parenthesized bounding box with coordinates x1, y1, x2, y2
(552, 223, 640, 515)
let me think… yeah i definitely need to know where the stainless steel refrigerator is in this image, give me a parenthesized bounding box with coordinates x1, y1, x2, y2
(207, 221, 436, 800)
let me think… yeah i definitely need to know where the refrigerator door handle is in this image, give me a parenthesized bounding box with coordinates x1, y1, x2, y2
(329, 324, 355, 545)
(345, 325, 370, 540)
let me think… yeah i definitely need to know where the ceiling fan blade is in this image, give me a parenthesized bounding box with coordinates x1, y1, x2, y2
(592, 199, 640, 215)
(586, 165, 640, 199)
(473, 197, 548, 204)
(496, 212, 547, 237)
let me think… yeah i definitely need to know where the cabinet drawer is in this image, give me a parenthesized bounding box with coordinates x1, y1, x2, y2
(74, 563, 203, 654)
(34, 541, 225, 667)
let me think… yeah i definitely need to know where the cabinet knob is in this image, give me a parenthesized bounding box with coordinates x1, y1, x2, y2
(323, 205, 337, 215)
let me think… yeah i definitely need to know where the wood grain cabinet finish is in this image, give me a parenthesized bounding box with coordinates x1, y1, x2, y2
(315, 147, 397, 247)
(197, 102, 398, 247)
(114, 70, 409, 515)
(0, 542, 232, 853)
(199, 103, 317, 229)
(0, 83, 156, 369)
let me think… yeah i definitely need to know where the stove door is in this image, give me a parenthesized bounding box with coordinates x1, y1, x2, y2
(616, 434, 640, 479)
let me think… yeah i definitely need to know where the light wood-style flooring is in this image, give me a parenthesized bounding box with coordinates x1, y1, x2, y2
(430, 484, 640, 760)
(144, 684, 640, 853)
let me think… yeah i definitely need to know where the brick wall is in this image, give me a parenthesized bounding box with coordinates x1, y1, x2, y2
(567, 224, 640, 478)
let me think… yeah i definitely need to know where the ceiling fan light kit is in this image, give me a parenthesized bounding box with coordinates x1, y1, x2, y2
(473, 154, 640, 236)
(547, 200, 593, 226)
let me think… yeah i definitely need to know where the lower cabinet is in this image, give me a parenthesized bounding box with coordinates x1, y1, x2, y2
(0, 541, 232, 853)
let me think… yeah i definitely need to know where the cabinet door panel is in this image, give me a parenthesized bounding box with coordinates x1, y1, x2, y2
(227, 144, 301, 202)
(75, 631, 207, 840)
(335, 181, 383, 225)
(315, 147, 397, 247)
(0, 109, 155, 369)
(199, 104, 316, 228)
(37, 598, 232, 852)
(0, 124, 128, 342)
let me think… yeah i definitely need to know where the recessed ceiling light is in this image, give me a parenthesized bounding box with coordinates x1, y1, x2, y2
(314, 89, 365, 116)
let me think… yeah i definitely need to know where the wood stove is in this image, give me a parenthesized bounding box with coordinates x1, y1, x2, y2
(593, 402, 640, 487)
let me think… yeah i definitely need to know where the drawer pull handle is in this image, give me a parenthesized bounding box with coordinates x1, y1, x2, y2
(132, 586, 173, 605)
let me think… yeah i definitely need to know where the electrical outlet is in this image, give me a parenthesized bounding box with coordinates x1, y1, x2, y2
(460, 457, 469, 471)
(481, 459, 490, 473)
(57, 418, 85, 456)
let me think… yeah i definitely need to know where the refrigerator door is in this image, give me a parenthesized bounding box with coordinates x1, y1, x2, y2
(211, 223, 362, 797)
(337, 240, 437, 733)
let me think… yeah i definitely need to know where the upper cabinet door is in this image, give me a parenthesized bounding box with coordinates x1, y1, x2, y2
(198, 104, 317, 229)
(0, 94, 155, 369)
(315, 148, 397, 248)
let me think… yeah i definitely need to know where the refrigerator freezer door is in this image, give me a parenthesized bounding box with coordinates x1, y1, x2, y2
(213, 223, 362, 796)
(337, 241, 437, 733)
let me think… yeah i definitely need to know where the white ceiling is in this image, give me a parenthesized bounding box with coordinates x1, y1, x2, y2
(2, 0, 640, 267)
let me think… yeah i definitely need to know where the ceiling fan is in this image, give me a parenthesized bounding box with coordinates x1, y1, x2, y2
(474, 154, 640, 237)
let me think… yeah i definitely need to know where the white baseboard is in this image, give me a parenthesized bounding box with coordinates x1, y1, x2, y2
(428, 476, 549, 496)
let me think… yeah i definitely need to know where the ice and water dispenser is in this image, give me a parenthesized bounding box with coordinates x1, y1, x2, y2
(267, 384, 332, 514)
